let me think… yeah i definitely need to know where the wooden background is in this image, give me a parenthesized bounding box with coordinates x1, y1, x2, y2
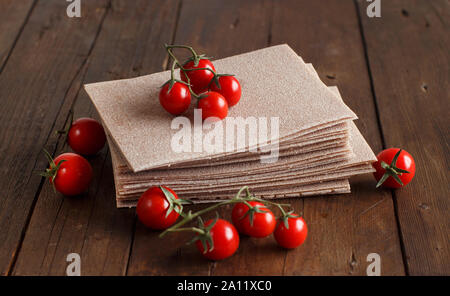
(0, 0, 448, 276)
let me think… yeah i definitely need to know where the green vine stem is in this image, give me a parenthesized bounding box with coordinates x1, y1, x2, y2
(164, 44, 218, 99)
(164, 44, 203, 66)
(159, 186, 292, 238)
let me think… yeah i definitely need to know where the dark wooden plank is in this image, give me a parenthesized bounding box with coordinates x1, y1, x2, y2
(127, 204, 213, 276)
(0, 0, 35, 69)
(126, 0, 280, 276)
(357, 0, 450, 275)
(270, 0, 405, 275)
(12, 0, 181, 275)
(0, 0, 110, 275)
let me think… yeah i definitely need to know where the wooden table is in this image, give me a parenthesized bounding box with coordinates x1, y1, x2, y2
(0, 0, 448, 276)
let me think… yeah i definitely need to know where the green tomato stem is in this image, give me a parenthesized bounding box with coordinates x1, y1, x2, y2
(164, 44, 217, 99)
(159, 186, 292, 238)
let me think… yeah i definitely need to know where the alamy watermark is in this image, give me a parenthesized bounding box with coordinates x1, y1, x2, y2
(366, 253, 381, 276)
(171, 110, 280, 163)
(66, 0, 81, 18)
(66, 253, 81, 276)
(366, 0, 381, 18)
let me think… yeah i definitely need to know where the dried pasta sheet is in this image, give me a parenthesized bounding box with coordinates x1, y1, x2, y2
(85, 44, 356, 172)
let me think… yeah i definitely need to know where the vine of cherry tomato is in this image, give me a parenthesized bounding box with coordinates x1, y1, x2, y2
(133, 185, 309, 261)
(159, 44, 242, 121)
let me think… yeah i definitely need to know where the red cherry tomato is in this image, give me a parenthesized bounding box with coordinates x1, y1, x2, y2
(197, 91, 228, 121)
(159, 82, 191, 115)
(274, 215, 308, 249)
(67, 118, 106, 155)
(51, 153, 93, 196)
(373, 148, 416, 188)
(231, 201, 276, 238)
(195, 219, 239, 261)
(209, 76, 241, 107)
(181, 59, 216, 94)
(136, 186, 180, 230)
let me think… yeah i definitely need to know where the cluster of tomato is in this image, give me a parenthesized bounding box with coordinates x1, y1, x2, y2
(41, 119, 416, 262)
(41, 116, 106, 196)
(159, 45, 241, 121)
(134, 147, 416, 261)
(136, 186, 308, 261)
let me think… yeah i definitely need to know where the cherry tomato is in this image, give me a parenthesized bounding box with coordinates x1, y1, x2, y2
(181, 58, 216, 94)
(51, 153, 93, 196)
(67, 118, 106, 155)
(197, 91, 228, 121)
(209, 76, 241, 107)
(195, 219, 239, 260)
(159, 82, 191, 115)
(373, 148, 416, 188)
(231, 201, 276, 238)
(274, 215, 308, 249)
(136, 186, 180, 230)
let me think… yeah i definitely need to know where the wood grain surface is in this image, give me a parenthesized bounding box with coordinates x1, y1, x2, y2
(0, 0, 448, 276)
(357, 0, 449, 275)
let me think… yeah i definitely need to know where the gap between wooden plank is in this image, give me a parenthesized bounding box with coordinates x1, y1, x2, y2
(0, 0, 38, 75)
(270, 0, 404, 275)
(12, 0, 182, 275)
(356, 0, 449, 275)
(6, 1, 113, 275)
(124, 0, 279, 276)
(353, 0, 410, 275)
(124, 0, 184, 276)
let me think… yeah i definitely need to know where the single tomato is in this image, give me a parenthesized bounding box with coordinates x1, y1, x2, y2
(197, 91, 228, 121)
(373, 148, 416, 188)
(43, 152, 93, 196)
(209, 75, 241, 107)
(67, 118, 106, 156)
(181, 58, 216, 94)
(159, 81, 191, 115)
(274, 215, 308, 249)
(195, 219, 239, 261)
(136, 186, 180, 230)
(231, 201, 276, 238)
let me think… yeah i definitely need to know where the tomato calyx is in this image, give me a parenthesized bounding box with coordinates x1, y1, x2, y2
(39, 149, 66, 191)
(161, 78, 190, 93)
(208, 73, 235, 90)
(239, 202, 270, 227)
(183, 53, 212, 67)
(376, 149, 411, 188)
(188, 215, 219, 254)
(279, 210, 301, 229)
(159, 186, 193, 218)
